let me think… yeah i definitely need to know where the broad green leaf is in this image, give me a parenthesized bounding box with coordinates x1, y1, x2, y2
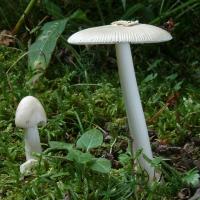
(28, 19, 67, 71)
(28, 9, 89, 73)
(76, 129, 103, 151)
(90, 158, 111, 173)
(49, 141, 73, 151)
(67, 149, 94, 164)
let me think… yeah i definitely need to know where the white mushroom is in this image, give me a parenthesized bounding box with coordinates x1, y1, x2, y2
(15, 96, 47, 174)
(68, 20, 172, 180)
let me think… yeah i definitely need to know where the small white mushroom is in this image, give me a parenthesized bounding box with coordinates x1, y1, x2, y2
(68, 20, 172, 180)
(15, 96, 47, 174)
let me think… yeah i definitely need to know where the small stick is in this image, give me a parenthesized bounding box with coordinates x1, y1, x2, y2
(12, 0, 38, 35)
(148, 92, 180, 124)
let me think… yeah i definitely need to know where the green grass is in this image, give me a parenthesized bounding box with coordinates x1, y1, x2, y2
(0, 40, 199, 199)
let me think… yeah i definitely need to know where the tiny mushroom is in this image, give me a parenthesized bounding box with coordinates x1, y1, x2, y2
(68, 20, 172, 180)
(15, 96, 47, 174)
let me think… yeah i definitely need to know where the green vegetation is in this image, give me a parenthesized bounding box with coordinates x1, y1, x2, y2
(0, 0, 200, 199)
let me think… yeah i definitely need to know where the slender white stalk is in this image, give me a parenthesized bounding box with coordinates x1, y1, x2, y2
(115, 42, 154, 179)
(24, 126, 42, 160)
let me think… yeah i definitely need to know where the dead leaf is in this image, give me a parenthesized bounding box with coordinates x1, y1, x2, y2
(177, 188, 191, 199)
(0, 30, 15, 46)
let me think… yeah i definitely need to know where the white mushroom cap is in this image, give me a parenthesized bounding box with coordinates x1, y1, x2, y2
(68, 20, 172, 45)
(15, 96, 47, 128)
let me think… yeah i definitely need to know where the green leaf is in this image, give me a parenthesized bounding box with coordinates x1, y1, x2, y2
(49, 141, 73, 151)
(43, 0, 64, 19)
(182, 169, 200, 186)
(90, 158, 111, 173)
(143, 73, 157, 83)
(28, 19, 67, 71)
(68, 9, 89, 22)
(51, 172, 69, 179)
(76, 129, 103, 151)
(67, 149, 94, 164)
(118, 153, 130, 166)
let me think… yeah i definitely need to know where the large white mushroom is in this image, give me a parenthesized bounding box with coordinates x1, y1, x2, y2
(15, 96, 47, 174)
(68, 20, 172, 180)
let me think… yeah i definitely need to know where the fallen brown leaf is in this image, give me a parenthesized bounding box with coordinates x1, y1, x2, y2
(0, 30, 15, 46)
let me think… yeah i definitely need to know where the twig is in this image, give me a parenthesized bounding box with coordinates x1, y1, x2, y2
(148, 92, 180, 124)
(12, 0, 38, 35)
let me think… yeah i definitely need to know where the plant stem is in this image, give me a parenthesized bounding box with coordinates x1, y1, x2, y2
(12, 0, 38, 35)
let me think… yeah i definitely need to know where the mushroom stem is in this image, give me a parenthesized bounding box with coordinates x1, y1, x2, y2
(115, 42, 154, 179)
(24, 127, 42, 160)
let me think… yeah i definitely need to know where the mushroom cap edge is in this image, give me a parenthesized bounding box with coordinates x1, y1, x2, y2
(68, 23, 172, 45)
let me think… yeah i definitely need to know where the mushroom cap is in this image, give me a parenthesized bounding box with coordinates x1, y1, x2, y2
(68, 20, 172, 45)
(15, 96, 47, 128)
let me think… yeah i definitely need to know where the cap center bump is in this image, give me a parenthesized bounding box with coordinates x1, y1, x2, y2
(111, 20, 139, 27)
